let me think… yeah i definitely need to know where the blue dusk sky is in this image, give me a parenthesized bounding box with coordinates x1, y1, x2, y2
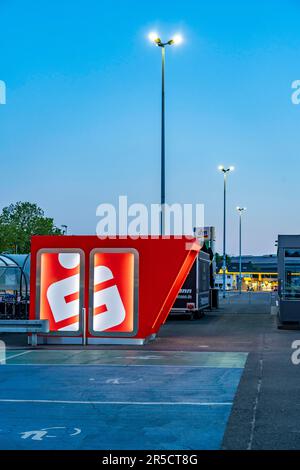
(1, 0, 300, 255)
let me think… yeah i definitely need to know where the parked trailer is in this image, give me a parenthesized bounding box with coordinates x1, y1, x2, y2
(170, 251, 210, 319)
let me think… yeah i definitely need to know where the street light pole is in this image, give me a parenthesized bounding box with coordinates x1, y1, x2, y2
(218, 165, 234, 299)
(223, 171, 227, 299)
(148, 32, 183, 235)
(161, 45, 165, 235)
(236, 207, 246, 294)
(239, 210, 241, 291)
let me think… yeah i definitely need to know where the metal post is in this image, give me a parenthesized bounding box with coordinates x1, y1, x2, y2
(161, 46, 165, 236)
(82, 308, 87, 346)
(31, 333, 37, 347)
(222, 172, 227, 299)
(239, 211, 242, 294)
(236, 207, 245, 293)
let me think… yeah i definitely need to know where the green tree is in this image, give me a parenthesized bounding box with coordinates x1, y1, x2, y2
(215, 252, 232, 268)
(0, 202, 62, 253)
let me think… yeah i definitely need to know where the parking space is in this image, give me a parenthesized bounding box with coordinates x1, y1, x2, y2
(0, 350, 246, 450)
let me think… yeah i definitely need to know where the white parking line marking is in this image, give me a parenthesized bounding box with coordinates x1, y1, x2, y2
(0, 363, 243, 368)
(0, 351, 32, 364)
(0, 399, 232, 406)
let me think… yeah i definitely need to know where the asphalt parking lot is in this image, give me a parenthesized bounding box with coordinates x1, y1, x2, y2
(0, 349, 246, 449)
(0, 292, 299, 450)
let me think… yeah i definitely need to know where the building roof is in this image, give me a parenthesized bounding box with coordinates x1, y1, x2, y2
(217, 255, 277, 273)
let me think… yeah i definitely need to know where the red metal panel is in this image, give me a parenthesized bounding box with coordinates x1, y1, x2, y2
(30, 236, 200, 342)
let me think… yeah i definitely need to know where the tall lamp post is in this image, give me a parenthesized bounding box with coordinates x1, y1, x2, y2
(148, 32, 183, 235)
(236, 206, 246, 294)
(218, 165, 235, 298)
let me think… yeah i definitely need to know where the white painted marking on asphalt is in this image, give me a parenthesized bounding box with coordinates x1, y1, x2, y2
(2, 348, 247, 355)
(106, 378, 121, 384)
(105, 377, 142, 385)
(0, 350, 32, 364)
(20, 430, 49, 441)
(20, 426, 81, 441)
(70, 428, 81, 436)
(0, 399, 232, 406)
(0, 363, 244, 368)
(247, 358, 263, 450)
(118, 355, 163, 360)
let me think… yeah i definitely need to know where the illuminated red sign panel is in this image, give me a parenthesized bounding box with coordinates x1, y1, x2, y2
(91, 251, 136, 334)
(38, 249, 136, 335)
(39, 252, 81, 332)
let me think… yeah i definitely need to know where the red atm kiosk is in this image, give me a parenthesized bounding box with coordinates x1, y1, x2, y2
(30, 236, 200, 345)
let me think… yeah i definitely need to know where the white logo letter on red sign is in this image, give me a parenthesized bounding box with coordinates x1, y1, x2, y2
(93, 266, 126, 331)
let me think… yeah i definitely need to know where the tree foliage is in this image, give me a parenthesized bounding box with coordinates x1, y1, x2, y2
(215, 252, 232, 267)
(0, 202, 62, 253)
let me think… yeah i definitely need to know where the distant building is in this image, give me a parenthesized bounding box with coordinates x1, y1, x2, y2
(215, 273, 236, 291)
(216, 255, 278, 291)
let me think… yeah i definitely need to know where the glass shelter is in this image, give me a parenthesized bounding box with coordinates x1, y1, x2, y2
(0, 254, 30, 319)
(278, 235, 300, 325)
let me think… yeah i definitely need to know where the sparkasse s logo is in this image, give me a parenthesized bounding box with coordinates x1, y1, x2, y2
(38, 251, 135, 334)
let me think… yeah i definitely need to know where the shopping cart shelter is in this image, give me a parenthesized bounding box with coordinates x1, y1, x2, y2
(0, 254, 30, 319)
(0, 350, 247, 450)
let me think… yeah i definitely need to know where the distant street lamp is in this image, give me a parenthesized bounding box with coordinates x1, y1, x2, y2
(148, 32, 183, 235)
(61, 225, 68, 235)
(236, 207, 246, 294)
(218, 165, 235, 299)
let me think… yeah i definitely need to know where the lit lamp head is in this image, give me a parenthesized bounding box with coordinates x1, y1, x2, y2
(148, 32, 183, 47)
(148, 32, 161, 45)
(169, 34, 183, 46)
(218, 165, 235, 173)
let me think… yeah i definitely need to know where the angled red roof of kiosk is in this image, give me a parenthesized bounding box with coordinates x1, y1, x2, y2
(30, 236, 200, 343)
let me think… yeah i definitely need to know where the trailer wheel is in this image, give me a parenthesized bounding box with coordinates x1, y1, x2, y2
(184, 310, 194, 320)
(193, 309, 205, 320)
